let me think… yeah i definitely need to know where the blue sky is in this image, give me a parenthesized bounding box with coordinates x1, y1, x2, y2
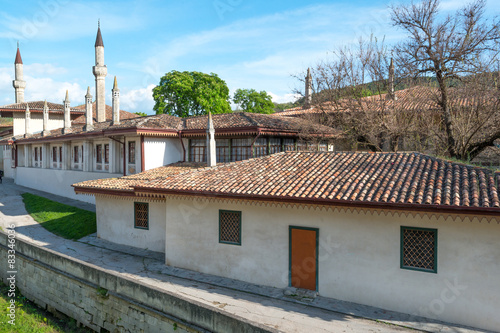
(0, 0, 498, 114)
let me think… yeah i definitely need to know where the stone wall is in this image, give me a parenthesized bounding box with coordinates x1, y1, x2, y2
(0, 233, 276, 333)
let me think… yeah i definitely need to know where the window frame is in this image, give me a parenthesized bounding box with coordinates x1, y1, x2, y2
(134, 202, 149, 230)
(218, 209, 242, 246)
(96, 144, 103, 164)
(128, 141, 136, 164)
(400, 226, 438, 273)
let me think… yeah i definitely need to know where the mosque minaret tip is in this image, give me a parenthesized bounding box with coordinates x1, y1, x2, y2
(93, 20, 107, 123)
(13, 42, 26, 104)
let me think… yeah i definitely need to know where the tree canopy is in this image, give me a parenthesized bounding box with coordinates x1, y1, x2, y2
(233, 89, 275, 114)
(152, 71, 232, 117)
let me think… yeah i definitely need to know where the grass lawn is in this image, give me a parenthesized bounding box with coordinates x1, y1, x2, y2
(0, 282, 92, 333)
(21, 193, 96, 241)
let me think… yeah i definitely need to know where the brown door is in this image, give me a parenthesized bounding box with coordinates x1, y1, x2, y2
(290, 227, 318, 291)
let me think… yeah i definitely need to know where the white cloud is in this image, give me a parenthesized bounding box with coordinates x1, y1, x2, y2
(120, 84, 155, 114)
(268, 92, 300, 104)
(24, 63, 67, 76)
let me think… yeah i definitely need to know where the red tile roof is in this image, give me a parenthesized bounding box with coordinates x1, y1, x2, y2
(0, 101, 84, 114)
(74, 152, 500, 214)
(72, 102, 139, 124)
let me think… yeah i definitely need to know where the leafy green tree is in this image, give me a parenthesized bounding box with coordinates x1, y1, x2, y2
(153, 71, 232, 117)
(233, 89, 274, 114)
(134, 112, 148, 117)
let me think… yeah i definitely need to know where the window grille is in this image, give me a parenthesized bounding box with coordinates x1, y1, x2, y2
(134, 202, 149, 229)
(231, 138, 252, 162)
(318, 142, 328, 152)
(401, 227, 437, 273)
(219, 210, 241, 245)
(253, 137, 267, 158)
(269, 138, 282, 154)
(104, 144, 109, 164)
(283, 138, 295, 151)
(216, 139, 230, 163)
(189, 139, 206, 162)
(96, 144, 102, 163)
(128, 141, 136, 164)
(297, 141, 307, 151)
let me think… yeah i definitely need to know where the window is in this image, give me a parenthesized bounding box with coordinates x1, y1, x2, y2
(52, 147, 57, 162)
(73, 146, 79, 163)
(283, 138, 295, 151)
(134, 202, 149, 229)
(96, 144, 102, 163)
(128, 141, 136, 164)
(34, 147, 38, 161)
(401, 226, 437, 273)
(269, 138, 282, 154)
(189, 139, 206, 162)
(219, 210, 241, 245)
(104, 144, 109, 164)
(253, 137, 267, 158)
(59, 146, 63, 163)
(216, 139, 230, 163)
(231, 138, 252, 162)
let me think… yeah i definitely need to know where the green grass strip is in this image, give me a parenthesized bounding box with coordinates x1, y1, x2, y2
(21, 193, 96, 241)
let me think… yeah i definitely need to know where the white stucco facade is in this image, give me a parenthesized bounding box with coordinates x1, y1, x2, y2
(95, 196, 166, 252)
(16, 167, 121, 204)
(144, 138, 183, 171)
(153, 197, 500, 331)
(13, 112, 64, 136)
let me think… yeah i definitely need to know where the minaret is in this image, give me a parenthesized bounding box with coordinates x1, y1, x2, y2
(13, 42, 26, 104)
(112, 76, 120, 125)
(388, 58, 397, 101)
(304, 68, 312, 108)
(24, 104, 31, 138)
(63, 90, 71, 133)
(93, 21, 107, 123)
(206, 111, 216, 167)
(42, 100, 50, 136)
(84, 87, 94, 131)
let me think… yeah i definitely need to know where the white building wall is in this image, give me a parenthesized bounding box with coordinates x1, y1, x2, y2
(2, 146, 14, 179)
(162, 197, 500, 331)
(13, 113, 64, 136)
(144, 138, 183, 170)
(15, 167, 121, 204)
(96, 197, 166, 253)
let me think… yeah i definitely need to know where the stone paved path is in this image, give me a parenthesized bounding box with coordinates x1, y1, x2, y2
(0, 179, 488, 333)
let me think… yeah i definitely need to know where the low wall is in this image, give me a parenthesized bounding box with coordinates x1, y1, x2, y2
(15, 167, 122, 204)
(0, 233, 276, 333)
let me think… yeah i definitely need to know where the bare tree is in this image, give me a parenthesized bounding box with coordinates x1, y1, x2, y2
(390, 0, 500, 159)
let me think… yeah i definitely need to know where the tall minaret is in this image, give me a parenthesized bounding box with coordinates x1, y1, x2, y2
(112, 76, 120, 125)
(84, 87, 94, 131)
(93, 21, 107, 123)
(304, 68, 312, 108)
(24, 104, 31, 138)
(388, 58, 397, 101)
(63, 90, 71, 133)
(13, 42, 26, 104)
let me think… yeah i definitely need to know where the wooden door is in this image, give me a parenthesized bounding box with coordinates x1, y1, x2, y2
(289, 227, 318, 291)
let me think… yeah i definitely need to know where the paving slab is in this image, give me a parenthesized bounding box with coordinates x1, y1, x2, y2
(0, 179, 491, 333)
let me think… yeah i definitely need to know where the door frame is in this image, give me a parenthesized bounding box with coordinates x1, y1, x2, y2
(288, 226, 319, 291)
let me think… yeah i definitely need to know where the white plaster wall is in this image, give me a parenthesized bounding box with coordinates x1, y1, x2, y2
(2, 146, 14, 179)
(164, 198, 500, 331)
(144, 138, 183, 170)
(13, 113, 64, 136)
(15, 167, 121, 204)
(95, 197, 166, 253)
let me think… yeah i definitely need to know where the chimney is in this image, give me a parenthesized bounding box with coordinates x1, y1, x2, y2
(206, 111, 216, 167)
(84, 87, 94, 131)
(24, 104, 31, 138)
(42, 100, 50, 136)
(304, 68, 312, 108)
(63, 90, 71, 133)
(388, 58, 397, 101)
(112, 76, 120, 125)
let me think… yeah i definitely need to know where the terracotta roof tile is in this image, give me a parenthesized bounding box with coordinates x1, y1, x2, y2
(0, 101, 83, 113)
(72, 102, 139, 124)
(126, 151, 500, 210)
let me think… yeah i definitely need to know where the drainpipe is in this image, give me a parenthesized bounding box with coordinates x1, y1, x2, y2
(250, 130, 261, 158)
(140, 135, 145, 172)
(178, 132, 186, 162)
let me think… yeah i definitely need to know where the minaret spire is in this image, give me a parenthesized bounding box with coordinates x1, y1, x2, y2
(206, 111, 216, 167)
(63, 90, 71, 133)
(93, 21, 107, 122)
(304, 68, 312, 108)
(84, 87, 94, 131)
(112, 76, 120, 125)
(13, 43, 26, 103)
(42, 100, 50, 136)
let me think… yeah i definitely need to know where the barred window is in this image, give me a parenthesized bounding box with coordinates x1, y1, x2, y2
(189, 139, 206, 162)
(96, 144, 102, 163)
(297, 141, 307, 151)
(104, 144, 109, 164)
(216, 139, 230, 163)
(401, 227, 437, 273)
(318, 142, 328, 152)
(134, 202, 149, 229)
(269, 138, 282, 154)
(253, 137, 267, 158)
(219, 210, 241, 245)
(231, 138, 252, 162)
(283, 138, 295, 151)
(128, 141, 136, 164)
